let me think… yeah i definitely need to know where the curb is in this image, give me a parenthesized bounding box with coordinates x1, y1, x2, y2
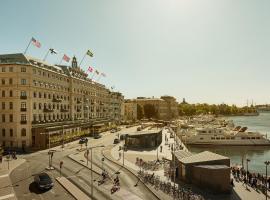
(101, 148, 161, 200)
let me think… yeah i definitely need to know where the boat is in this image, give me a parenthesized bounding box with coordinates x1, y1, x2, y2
(183, 126, 270, 146)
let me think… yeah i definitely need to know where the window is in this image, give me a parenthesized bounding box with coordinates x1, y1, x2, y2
(21, 114, 26, 121)
(2, 102, 5, 110)
(9, 102, 13, 109)
(2, 90, 5, 97)
(9, 78, 13, 85)
(21, 91, 27, 97)
(21, 102, 26, 109)
(9, 67, 13, 72)
(33, 69, 36, 74)
(10, 129, 13, 137)
(21, 128, 26, 137)
(9, 114, 13, 122)
(2, 129, 5, 137)
(39, 103, 42, 109)
(33, 92, 36, 98)
(2, 67, 5, 72)
(21, 79, 26, 85)
(33, 103, 36, 109)
(9, 90, 13, 97)
(33, 114, 37, 121)
(39, 92, 42, 98)
(21, 67, 26, 72)
(2, 79, 5, 85)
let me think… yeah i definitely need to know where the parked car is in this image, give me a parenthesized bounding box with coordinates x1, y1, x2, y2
(34, 173, 54, 190)
(79, 137, 88, 144)
(110, 129, 116, 133)
(94, 134, 101, 139)
(113, 138, 120, 144)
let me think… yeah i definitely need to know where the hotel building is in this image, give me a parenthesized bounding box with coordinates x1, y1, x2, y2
(0, 53, 123, 150)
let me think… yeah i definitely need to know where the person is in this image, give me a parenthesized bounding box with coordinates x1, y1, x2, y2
(231, 178, 235, 187)
(114, 175, 119, 185)
(160, 145, 162, 153)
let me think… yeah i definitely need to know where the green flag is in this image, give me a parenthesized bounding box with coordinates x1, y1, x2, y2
(87, 50, 94, 57)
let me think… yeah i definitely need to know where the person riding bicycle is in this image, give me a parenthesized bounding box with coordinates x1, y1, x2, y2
(102, 170, 107, 180)
(114, 175, 120, 186)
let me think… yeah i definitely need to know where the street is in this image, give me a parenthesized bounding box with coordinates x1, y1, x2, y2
(9, 126, 158, 200)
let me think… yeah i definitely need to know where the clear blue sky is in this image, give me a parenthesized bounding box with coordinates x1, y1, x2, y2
(1, 0, 270, 106)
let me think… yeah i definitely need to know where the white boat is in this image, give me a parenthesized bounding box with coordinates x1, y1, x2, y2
(184, 126, 270, 146)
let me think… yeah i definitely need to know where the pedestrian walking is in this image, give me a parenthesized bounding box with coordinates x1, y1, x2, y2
(119, 152, 121, 160)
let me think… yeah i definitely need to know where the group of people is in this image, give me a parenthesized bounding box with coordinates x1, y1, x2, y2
(231, 166, 270, 191)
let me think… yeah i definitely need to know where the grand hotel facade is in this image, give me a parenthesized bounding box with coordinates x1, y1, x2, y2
(0, 53, 124, 150)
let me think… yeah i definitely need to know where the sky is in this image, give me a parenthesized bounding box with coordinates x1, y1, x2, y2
(1, 0, 270, 106)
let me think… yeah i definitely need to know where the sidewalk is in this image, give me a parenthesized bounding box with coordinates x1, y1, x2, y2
(0, 158, 25, 200)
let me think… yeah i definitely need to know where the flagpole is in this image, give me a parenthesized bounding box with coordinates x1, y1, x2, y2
(23, 38, 32, 55)
(79, 53, 87, 67)
(43, 49, 50, 61)
(58, 55, 63, 65)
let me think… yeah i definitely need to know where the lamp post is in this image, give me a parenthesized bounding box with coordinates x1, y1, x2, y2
(246, 158, 250, 189)
(265, 161, 270, 200)
(88, 145, 105, 198)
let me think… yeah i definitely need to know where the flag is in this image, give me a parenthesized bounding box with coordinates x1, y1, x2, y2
(31, 37, 41, 48)
(62, 54, 70, 62)
(111, 86, 115, 90)
(95, 70, 99, 75)
(86, 50, 94, 57)
(49, 48, 57, 54)
(101, 72, 106, 77)
(88, 66, 93, 73)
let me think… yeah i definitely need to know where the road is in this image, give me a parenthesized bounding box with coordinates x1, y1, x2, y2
(9, 126, 159, 200)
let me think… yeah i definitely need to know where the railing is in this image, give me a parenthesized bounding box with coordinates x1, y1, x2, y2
(52, 98, 62, 103)
(20, 96, 27, 100)
(20, 120, 27, 124)
(43, 108, 54, 112)
(20, 108, 27, 112)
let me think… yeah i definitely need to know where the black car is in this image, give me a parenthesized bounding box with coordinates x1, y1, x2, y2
(34, 173, 54, 190)
(94, 134, 101, 139)
(79, 137, 88, 144)
(113, 138, 120, 144)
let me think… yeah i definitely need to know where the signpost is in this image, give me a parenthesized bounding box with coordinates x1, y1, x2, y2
(60, 161, 63, 176)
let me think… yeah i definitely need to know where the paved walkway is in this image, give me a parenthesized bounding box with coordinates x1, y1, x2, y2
(56, 177, 91, 200)
(0, 158, 25, 200)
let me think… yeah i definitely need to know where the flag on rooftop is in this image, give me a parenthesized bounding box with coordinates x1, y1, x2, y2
(31, 37, 41, 48)
(62, 54, 70, 62)
(49, 48, 57, 54)
(88, 66, 94, 73)
(86, 50, 94, 57)
(101, 72, 106, 77)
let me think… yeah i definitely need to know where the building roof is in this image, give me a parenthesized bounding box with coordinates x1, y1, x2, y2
(194, 165, 230, 169)
(173, 150, 193, 160)
(127, 129, 162, 136)
(179, 151, 229, 164)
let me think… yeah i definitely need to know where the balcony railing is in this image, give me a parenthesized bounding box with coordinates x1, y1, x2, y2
(20, 96, 27, 100)
(20, 120, 27, 124)
(20, 108, 27, 112)
(60, 108, 69, 112)
(77, 100, 82, 104)
(52, 98, 62, 103)
(77, 108, 82, 112)
(43, 108, 54, 112)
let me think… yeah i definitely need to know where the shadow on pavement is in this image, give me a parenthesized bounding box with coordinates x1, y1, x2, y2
(29, 182, 48, 194)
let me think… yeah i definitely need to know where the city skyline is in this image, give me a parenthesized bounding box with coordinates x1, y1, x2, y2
(1, 0, 270, 106)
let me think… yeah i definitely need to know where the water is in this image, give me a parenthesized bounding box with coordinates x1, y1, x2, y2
(188, 112, 270, 174)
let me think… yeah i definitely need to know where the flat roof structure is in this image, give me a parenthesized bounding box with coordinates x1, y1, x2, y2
(127, 129, 162, 136)
(174, 150, 193, 160)
(179, 151, 229, 164)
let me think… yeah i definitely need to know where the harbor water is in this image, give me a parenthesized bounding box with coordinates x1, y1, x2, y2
(188, 112, 270, 174)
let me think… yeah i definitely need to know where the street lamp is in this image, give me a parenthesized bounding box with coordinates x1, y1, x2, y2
(246, 158, 250, 189)
(88, 145, 105, 198)
(264, 161, 270, 200)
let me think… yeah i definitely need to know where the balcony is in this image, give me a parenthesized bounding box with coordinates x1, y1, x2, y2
(43, 108, 54, 112)
(77, 100, 82, 104)
(77, 108, 82, 112)
(20, 108, 27, 112)
(60, 108, 69, 112)
(52, 98, 62, 103)
(20, 96, 27, 100)
(20, 120, 27, 124)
